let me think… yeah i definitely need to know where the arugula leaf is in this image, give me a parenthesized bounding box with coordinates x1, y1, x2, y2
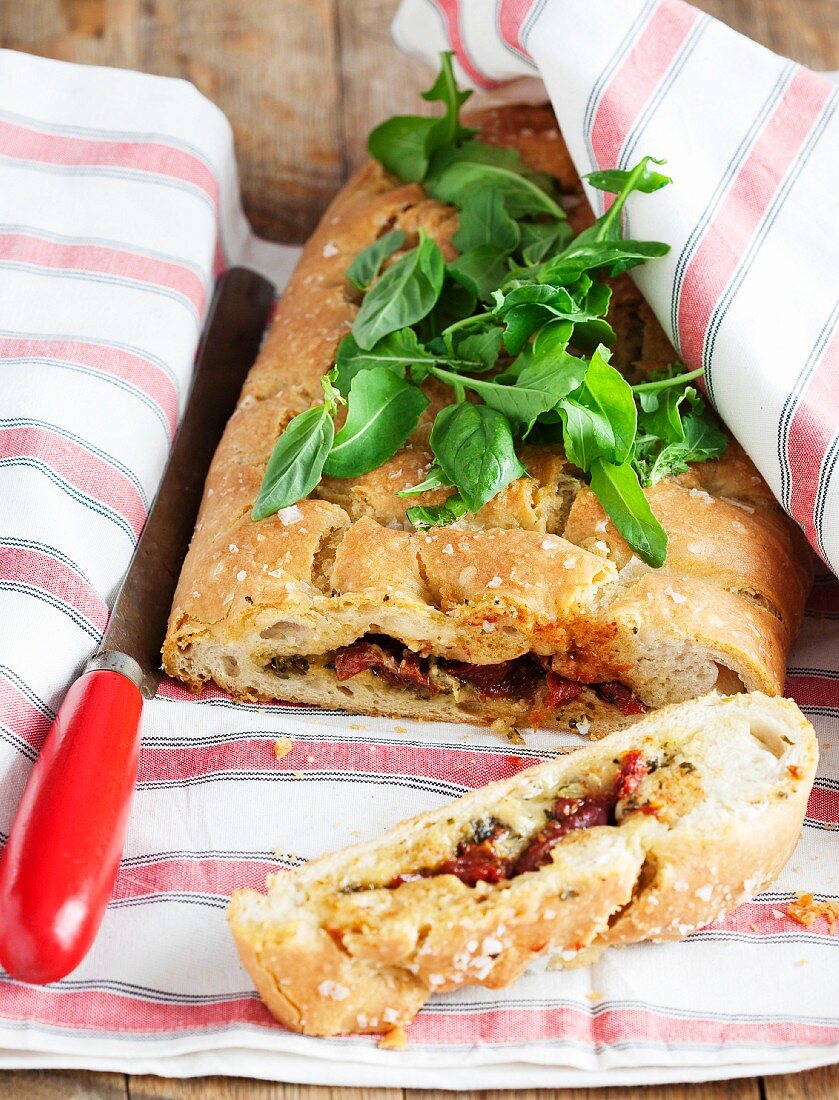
(345, 229, 406, 292)
(535, 156, 671, 282)
(420, 50, 475, 149)
(427, 161, 566, 220)
(539, 238, 671, 283)
(454, 325, 504, 372)
(586, 162, 671, 195)
(367, 52, 474, 182)
(334, 329, 431, 394)
(493, 282, 613, 354)
(431, 345, 586, 432)
(430, 402, 525, 512)
(253, 402, 335, 519)
(519, 219, 572, 265)
(406, 494, 469, 528)
(589, 458, 668, 567)
(637, 384, 688, 444)
(397, 464, 453, 497)
(452, 188, 520, 253)
(415, 275, 476, 344)
(323, 370, 429, 479)
(635, 402, 727, 486)
(448, 244, 511, 300)
(352, 232, 445, 349)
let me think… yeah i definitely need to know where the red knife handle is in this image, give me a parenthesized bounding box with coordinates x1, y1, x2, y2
(0, 667, 143, 984)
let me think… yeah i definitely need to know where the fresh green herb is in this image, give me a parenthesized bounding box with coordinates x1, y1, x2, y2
(252, 378, 341, 519)
(352, 231, 445, 349)
(448, 244, 511, 300)
(367, 52, 475, 182)
(589, 458, 669, 568)
(334, 329, 432, 394)
(429, 402, 525, 513)
(427, 161, 565, 220)
(397, 464, 453, 497)
(452, 188, 521, 254)
(406, 494, 469, 528)
(322, 370, 428, 478)
(255, 56, 727, 566)
(344, 229, 406, 292)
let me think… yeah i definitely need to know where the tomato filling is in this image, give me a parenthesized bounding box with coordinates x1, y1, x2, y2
(332, 635, 648, 715)
(388, 752, 650, 887)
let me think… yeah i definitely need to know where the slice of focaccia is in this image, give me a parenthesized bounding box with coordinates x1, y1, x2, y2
(228, 693, 817, 1037)
(162, 103, 811, 733)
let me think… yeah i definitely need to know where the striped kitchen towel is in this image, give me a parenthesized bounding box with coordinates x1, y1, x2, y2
(395, 0, 839, 576)
(0, 15, 838, 1088)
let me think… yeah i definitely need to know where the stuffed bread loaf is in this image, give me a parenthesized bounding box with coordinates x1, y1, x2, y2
(162, 102, 812, 734)
(228, 693, 817, 1037)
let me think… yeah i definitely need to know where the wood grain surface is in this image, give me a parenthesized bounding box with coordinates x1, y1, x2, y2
(0, 0, 836, 1096)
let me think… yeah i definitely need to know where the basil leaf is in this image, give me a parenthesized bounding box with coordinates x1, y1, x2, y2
(368, 116, 440, 183)
(427, 162, 565, 220)
(452, 188, 520, 253)
(397, 464, 453, 497)
(323, 370, 429, 478)
(352, 234, 445, 350)
(345, 229, 406, 292)
(407, 494, 469, 529)
(334, 329, 432, 394)
(253, 403, 334, 519)
(448, 244, 510, 300)
(589, 457, 668, 568)
(577, 345, 637, 464)
(430, 403, 525, 513)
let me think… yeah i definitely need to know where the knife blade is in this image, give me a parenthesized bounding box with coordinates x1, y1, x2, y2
(0, 266, 275, 984)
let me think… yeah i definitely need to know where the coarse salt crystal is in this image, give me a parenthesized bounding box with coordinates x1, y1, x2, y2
(322, 242, 339, 257)
(575, 717, 591, 737)
(267, 568, 283, 578)
(442, 544, 454, 555)
(317, 980, 349, 1000)
(228, 543, 239, 553)
(428, 974, 445, 987)
(542, 537, 559, 550)
(482, 621, 495, 632)
(563, 556, 577, 570)
(278, 505, 303, 526)
(664, 586, 687, 604)
(482, 936, 503, 955)
(695, 884, 713, 902)
(459, 565, 477, 586)
(689, 488, 714, 504)
(487, 576, 502, 588)
(236, 570, 247, 581)
(595, 518, 608, 532)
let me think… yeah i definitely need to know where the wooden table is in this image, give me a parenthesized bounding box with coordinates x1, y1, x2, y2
(0, 0, 836, 1096)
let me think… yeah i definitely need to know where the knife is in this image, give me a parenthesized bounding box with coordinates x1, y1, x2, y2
(0, 267, 275, 985)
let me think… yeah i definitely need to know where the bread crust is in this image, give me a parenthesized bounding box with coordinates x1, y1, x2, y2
(228, 693, 817, 1037)
(163, 104, 812, 730)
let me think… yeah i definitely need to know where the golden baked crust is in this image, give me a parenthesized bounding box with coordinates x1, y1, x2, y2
(227, 693, 818, 1037)
(162, 105, 812, 731)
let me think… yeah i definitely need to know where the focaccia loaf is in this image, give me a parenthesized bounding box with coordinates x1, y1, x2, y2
(228, 693, 817, 1037)
(163, 104, 812, 734)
